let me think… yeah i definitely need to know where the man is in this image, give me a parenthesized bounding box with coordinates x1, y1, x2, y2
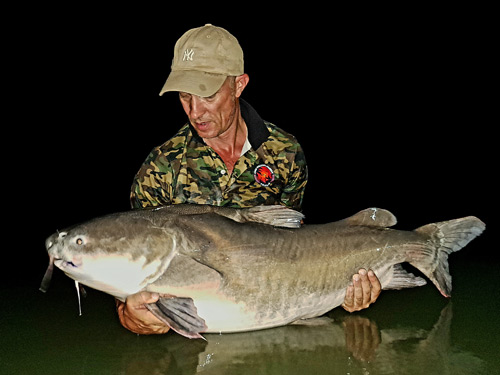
(117, 24, 381, 335)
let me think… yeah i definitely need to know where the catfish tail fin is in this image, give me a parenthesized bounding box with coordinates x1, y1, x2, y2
(409, 216, 485, 297)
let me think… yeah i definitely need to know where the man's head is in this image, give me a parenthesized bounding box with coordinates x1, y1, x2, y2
(160, 24, 244, 98)
(178, 75, 249, 140)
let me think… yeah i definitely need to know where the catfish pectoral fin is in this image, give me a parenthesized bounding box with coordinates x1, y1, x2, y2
(146, 297, 207, 340)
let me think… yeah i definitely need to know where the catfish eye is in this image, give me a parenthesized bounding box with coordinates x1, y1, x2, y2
(76, 238, 84, 245)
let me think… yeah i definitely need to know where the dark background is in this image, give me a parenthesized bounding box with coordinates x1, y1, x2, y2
(4, 5, 496, 284)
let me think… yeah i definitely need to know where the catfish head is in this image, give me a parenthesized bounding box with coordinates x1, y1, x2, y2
(40, 211, 178, 301)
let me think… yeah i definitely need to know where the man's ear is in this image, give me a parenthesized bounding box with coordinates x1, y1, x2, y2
(234, 74, 249, 98)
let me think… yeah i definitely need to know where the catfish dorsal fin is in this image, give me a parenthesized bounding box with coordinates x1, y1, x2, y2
(345, 208, 397, 227)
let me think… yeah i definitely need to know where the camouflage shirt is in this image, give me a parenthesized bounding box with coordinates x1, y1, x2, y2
(130, 99, 308, 210)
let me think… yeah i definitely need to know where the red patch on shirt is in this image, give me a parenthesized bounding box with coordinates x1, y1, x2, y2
(254, 164, 275, 186)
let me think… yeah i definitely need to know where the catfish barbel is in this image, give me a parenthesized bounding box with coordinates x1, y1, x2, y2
(40, 204, 485, 339)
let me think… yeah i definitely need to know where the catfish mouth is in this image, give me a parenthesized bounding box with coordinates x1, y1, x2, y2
(53, 257, 85, 283)
(54, 258, 82, 270)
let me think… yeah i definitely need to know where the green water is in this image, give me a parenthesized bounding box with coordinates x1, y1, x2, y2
(1, 256, 498, 374)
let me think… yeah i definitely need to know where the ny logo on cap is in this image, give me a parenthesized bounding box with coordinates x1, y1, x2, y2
(183, 49, 194, 61)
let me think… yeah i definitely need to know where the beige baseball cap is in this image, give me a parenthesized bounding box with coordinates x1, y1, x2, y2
(159, 24, 244, 97)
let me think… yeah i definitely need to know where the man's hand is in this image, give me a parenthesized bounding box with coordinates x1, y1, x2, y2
(116, 291, 171, 335)
(342, 269, 381, 312)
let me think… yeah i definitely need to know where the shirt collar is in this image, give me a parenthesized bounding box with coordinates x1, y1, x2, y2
(239, 99, 270, 150)
(188, 99, 270, 150)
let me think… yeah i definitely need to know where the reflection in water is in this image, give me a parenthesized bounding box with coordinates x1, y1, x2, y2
(191, 304, 485, 374)
(118, 303, 485, 374)
(0, 284, 491, 375)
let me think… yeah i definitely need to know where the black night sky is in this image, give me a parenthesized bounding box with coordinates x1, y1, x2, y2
(5, 6, 496, 283)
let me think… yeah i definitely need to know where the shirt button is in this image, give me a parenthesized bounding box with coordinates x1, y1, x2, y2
(220, 169, 226, 175)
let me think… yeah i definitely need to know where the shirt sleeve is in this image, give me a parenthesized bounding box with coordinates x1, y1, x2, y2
(130, 148, 174, 209)
(280, 144, 308, 211)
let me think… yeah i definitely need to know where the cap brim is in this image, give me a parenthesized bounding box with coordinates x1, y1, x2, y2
(159, 70, 227, 97)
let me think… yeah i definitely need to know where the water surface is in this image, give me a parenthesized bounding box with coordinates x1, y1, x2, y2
(1, 253, 498, 374)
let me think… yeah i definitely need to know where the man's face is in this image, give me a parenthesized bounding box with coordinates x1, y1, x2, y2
(178, 76, 245, 140)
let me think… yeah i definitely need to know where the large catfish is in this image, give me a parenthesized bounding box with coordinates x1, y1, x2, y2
(40, 204, 484, 339)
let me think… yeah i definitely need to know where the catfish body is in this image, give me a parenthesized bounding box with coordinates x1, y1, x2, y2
(41, 205, 485, 338)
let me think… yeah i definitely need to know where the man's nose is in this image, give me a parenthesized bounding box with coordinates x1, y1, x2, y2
(188, 96, 206, 119)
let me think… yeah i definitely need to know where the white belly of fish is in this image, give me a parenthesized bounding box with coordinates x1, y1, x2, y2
(194, 290, 346, 333)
